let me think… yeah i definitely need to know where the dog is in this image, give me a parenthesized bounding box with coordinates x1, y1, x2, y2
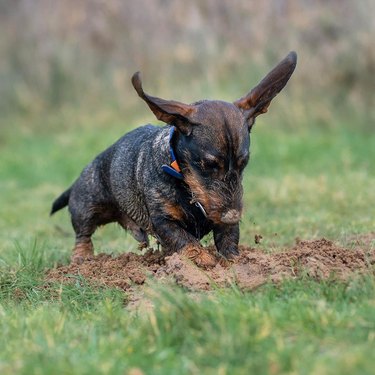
(51, 51, 297, 266)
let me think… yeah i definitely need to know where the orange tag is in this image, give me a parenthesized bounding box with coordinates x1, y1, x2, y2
(171, 160, 181, 172)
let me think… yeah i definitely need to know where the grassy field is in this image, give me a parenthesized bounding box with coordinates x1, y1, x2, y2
(1, 94, 375, 374)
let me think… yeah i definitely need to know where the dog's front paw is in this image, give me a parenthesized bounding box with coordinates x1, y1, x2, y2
(217, 245, 240, 267)
(180, 244, 217, 268)
(71, 243, 94, 264)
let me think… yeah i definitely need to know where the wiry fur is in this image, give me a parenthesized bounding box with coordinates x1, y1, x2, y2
(51, 52, 297, 264)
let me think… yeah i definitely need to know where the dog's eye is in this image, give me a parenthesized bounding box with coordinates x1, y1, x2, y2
(203, 159, 222, 172)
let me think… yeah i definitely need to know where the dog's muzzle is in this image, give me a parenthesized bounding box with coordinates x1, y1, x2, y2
(221, 209, 241, 224)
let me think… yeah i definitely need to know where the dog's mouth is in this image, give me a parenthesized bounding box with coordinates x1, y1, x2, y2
(185, 171, 243, 225)
(202, 203, 242, 225)
(192, 196, 241, 224)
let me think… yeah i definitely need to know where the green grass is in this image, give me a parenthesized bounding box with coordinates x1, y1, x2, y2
(1, 261, 375, 374)
(1, 100, 375, 374)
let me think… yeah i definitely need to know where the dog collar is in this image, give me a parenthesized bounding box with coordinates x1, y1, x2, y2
(162, 127, 183, 180)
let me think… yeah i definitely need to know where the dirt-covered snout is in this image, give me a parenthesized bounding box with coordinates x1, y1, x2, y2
(219, 170, 244, 224)
(207, 172, 244, 225)
(183, 156, 245, 225)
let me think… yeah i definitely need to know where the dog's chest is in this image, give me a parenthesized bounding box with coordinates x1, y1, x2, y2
(177, 196, 213, 239)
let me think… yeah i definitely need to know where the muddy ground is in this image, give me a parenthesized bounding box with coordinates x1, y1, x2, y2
(46, 236, 375, 300)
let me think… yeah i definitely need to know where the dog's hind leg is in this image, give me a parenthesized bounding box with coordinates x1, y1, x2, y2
(71, 216, 96, 264)
(69, 204, 108, 264)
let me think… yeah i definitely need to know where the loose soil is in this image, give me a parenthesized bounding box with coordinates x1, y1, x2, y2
(46, 237, 375, 295)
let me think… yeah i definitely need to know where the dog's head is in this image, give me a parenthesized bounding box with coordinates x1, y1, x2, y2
(132, 52, 297, 225)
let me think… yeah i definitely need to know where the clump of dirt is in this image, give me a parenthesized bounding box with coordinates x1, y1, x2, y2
(46, 237, 375, 293)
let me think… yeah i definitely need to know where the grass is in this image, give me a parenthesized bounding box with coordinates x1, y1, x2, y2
(1, 97, 375, 374)
(1, 264, 375, 374)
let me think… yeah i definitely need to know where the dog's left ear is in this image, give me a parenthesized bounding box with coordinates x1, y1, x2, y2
(234, 51, 297, 129)
(132, 72, 196, 135)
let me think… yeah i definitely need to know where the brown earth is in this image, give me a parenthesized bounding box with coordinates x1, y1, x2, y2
(46, 236, 375, 295)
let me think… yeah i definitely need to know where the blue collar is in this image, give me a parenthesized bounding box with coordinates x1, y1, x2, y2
(161, 127, 183, 180)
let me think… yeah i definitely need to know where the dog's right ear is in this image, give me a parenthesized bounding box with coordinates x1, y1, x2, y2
(132, 72, 196, 135)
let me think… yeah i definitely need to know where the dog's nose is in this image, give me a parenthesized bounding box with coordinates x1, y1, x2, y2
(221, 209, 241, 224)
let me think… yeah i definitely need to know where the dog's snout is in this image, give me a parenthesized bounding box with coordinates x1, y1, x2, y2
(221, 209, 241, 224)
(224, 169, 239, 184)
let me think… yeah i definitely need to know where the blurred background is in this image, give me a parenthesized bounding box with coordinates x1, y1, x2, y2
(0, 0, 373, 118)
(0, 0, 374, 255)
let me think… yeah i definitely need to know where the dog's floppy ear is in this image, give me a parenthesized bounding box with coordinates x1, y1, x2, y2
(234, 51, 297, 128)
(132, 72, 196, 135)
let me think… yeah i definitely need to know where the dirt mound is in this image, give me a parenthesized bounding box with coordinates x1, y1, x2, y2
(46, 238, 375, 293)
(47, 250, 166, 291)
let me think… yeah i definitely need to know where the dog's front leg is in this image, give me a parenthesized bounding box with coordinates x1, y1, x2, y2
(152, 218, 216, 267)
(213, 223, 240, 259)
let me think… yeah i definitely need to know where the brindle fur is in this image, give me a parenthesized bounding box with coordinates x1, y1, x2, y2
(51, 52, 297, 264)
